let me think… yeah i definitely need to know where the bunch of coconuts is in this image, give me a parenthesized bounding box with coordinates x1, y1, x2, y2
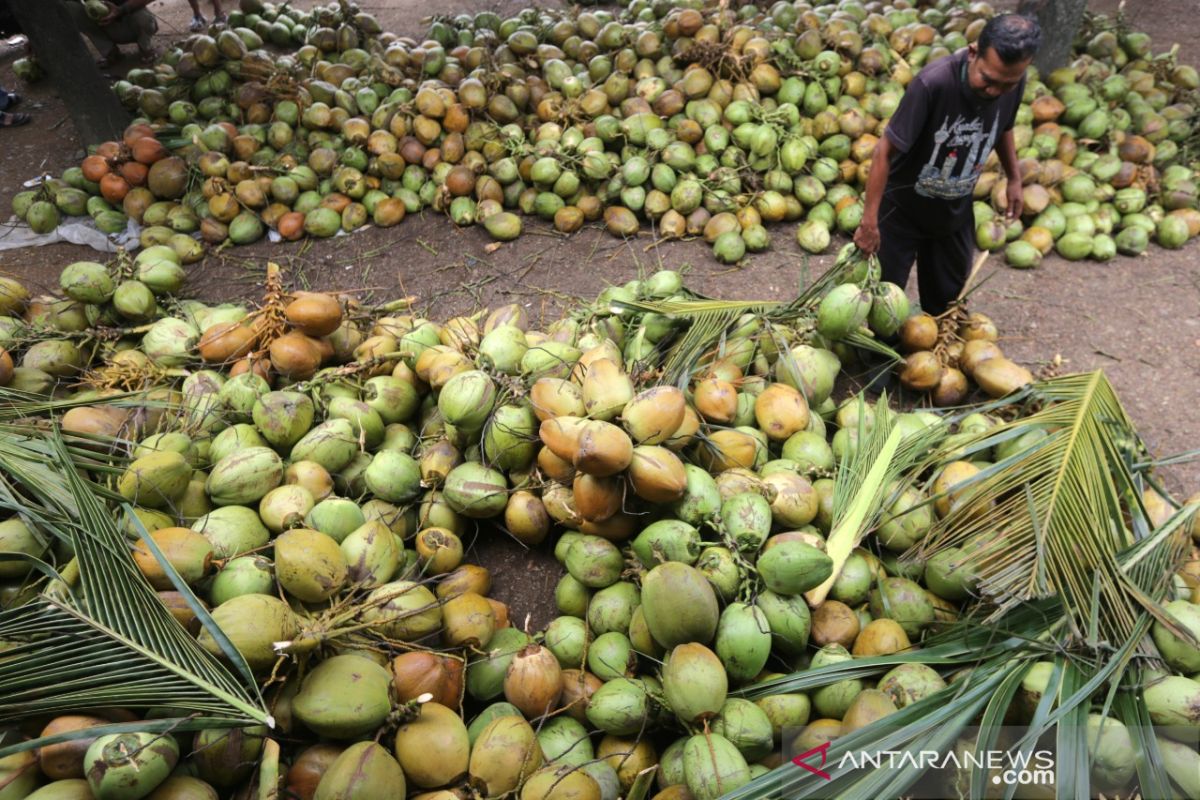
(1, 254, 1199, 800)
(9, 0, 1198, 269)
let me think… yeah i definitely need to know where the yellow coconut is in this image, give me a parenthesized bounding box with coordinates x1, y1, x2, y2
(621, 386, 687, 445)
(754, 383, 810, 442)
(539, 416, 590, 463)
(695, 429, 759, 473)
(581, 358, 634, 421)
(627, 445, 688, 503)
(579, 511, 638, 542)
(932, 368, 969, 407)
(665, 405, 702, 452)
(537, 446, 576, 483)
(693, 377, 738, 423)
(530, 378, 586, 421)
(933, 461, 984, 519)
(573, 420, 634, 477)
(899, 351, 942, 392)
(851, 619, 912, 656)
(504, 490, 551, 545)
(973, 357, 1033, 399)
(811, 600, 861, 649)
(572, 473, 624, 522)
(570, 340, 622, 383)
(959, 340, 1003, 377)
(899, 313, 938, 352)
(959, 312, 998, 342)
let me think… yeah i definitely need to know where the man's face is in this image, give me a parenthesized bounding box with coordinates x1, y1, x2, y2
(967, 43, 1031, 100)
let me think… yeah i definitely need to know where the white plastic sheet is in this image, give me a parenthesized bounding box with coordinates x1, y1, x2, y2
(0, 215, 143, 254)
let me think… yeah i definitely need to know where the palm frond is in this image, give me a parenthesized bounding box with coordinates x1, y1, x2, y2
(610, 298, 778, 386)
(807, 395, 949, 606)
(0, 432, 269, 757)
(729, 376, 1195, 799)
(910, 371, 1179, 648)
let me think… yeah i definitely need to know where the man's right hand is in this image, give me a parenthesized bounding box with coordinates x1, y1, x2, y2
(98, 1, 121, 26)
(854, 217, 880, 255)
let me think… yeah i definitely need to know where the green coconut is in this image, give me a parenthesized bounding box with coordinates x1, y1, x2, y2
(1151, 600, 1200, 673)
(118, 450, 191, 509)
(191, 505, 269, 558)
(442, 461, 508, 518)
(199, 593, 296, 672)
(1086, 714, 1135, 791)
(208, 555, 274, 605)
(641, 561, 719, 648)
(816, 283, 872, 340)
(714, 602, 772, 685)
(663, 643, 728, 725)
(810, 644, 863, 718)
(869, 576, 936, 638)
(876, 663, 947, 708)
(84, 732, 178, 800)
(60, 261, 115, 304)
(438, 369, 497, 433)
(314, 741, 405, 800)
(711, 698, 774, 762)
(293, 655, 393, 739)
(586, 677, 652, 736)
(205, 447, 283, 506)
(252, 391, 315, 449)
(682, 732, 750, 800)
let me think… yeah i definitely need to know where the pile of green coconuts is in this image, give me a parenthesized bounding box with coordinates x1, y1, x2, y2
(7, 0, 1199, 268)
(0, 247, 1199, 800)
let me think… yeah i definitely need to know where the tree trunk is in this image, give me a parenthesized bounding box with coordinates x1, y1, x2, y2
(1018, 0, 1089, 75)
(7, 1, 129, 145)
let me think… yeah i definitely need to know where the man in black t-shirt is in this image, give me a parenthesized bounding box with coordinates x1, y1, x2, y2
(855, 14, 1041, 315)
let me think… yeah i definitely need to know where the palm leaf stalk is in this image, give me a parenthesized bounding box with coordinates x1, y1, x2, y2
(0, 431, 270, 758)
(807, 394, 948, 606)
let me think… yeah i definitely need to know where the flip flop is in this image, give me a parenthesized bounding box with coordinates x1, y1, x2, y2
(189, 15, 207, 32)
(213, 14, 228, 26)
(2, 94, 20, 111)
(0, 112, 31, 128)
(138, 48, 158, 64)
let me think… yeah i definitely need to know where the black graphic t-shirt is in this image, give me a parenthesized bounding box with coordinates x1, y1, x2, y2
(881, 49, 1024, 232)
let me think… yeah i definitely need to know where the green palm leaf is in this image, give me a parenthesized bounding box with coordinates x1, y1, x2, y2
(0, 431, 269, 758)
(611, 297, 778, 386)
(911, 371, 1178, 648)
(725, 374, 1194, 800)
(807, 395, 948, 605)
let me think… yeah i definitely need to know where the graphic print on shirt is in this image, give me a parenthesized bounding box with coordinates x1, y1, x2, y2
(915, 111, 999, 200)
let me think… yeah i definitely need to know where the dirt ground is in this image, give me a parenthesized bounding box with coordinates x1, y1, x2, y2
(0, 1, 1197, 625)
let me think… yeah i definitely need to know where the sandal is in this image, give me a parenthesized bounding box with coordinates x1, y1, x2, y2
(189, 14, 206, 32)
(1, 93, 20, 111)
(0, 111, 31, 128)
(138, 47, 158, 65)
(97, 49, 121, 68)
(213, 13, 227, 26)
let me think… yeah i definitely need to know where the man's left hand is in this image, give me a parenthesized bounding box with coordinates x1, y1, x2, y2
(1005, 179, 1023, 221)
(99, 2, 121, 25)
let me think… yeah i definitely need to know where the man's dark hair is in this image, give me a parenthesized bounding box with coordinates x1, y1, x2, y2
(977, 14, 1042, 64)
